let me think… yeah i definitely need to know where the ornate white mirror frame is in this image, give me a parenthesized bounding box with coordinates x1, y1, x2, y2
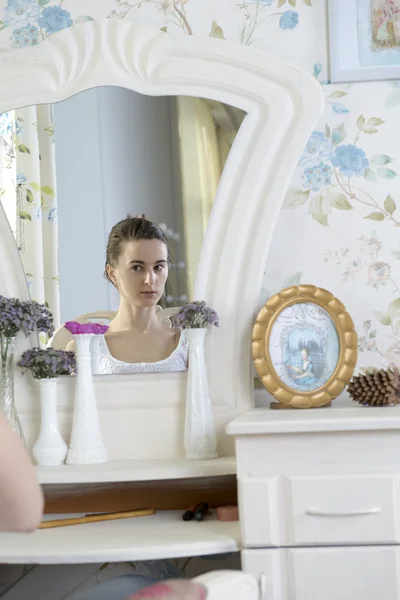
(0, 20, 324, 459)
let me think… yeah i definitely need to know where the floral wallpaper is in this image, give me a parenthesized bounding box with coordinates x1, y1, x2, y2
(0, 0, 317, 51)
(270, 78, 400, 377)
(0, 0, 399, 383)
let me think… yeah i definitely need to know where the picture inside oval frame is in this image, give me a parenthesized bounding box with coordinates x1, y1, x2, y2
(252, 285, 358, 409)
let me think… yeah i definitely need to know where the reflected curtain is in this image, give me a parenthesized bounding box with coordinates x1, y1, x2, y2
(176, 97, 222, 299)
(0, 105, 60, 328)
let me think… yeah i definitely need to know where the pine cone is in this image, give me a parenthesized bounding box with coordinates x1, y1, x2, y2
(347, 367, 400, 406)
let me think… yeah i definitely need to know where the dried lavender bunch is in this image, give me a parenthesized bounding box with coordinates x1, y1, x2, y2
(17, 348, 76, 380)
(27, 301, 54, 337)
(0, 295, 28, 337)
(171, 301, 219, 329)
(0, 295, 54, 338)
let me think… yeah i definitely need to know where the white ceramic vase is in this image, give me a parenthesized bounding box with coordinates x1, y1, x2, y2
(32, 378, 67, 466)
(184, 328, 218, 460)
(66, 334, 108, 465)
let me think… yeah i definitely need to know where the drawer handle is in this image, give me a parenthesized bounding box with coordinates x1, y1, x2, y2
(305, 508, 382, 517)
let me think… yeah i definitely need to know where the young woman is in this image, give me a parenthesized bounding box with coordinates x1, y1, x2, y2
(0, 413, 43, 532)
(68, 218, 189, 600)
(69, 217, 188, 373)
(287, 347, 319, 389)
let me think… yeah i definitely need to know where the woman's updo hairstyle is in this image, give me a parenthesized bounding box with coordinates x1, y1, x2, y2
(104, 216, 170, 285)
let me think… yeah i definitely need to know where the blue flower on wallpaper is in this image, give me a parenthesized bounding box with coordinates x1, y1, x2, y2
(332, 103, 349, 114)
(299, 131, 333, 168)
(303, 163, 332, 192)
(279, 11, 299, 30)
(313, 62, 322, 78)
(259, 0, 274, 4)
(330, 145, 369, 177)
(4, 0, 39, 28)
(12, 23, 39, 48)
(0, 113, 11, 137)
(14, 118, 23, 135)
(16, 172, 27, 184)
(47, 208, 57, 224)
(38, 6, 73, 35)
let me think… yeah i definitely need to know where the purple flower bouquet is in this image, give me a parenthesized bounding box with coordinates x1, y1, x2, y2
(64, 320, 109, 464)
(0, 295, 55, 442)
(0, 295, 54, 338)
(172, 301, 219, 460)
(17, 348, 76, 380)
(19, 348, 75, 466)
(170, 301, 219, 330)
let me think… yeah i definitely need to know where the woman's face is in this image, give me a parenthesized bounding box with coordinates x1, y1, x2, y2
(301, 349, 308, 360)
(107, 238, 169, 307)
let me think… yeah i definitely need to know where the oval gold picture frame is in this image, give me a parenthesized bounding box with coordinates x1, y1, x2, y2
(253, 285, 358, 408)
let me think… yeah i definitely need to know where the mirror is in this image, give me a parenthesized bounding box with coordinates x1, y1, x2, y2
(0, 88, 245, 372)
(0, 17, 324, 449)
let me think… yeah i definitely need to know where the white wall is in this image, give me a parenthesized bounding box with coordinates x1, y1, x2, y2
(55, 88, 107, 323)
(54, 87, 178, 323)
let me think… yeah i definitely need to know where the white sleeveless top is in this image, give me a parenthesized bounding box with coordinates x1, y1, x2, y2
(91, 332, 189, 375)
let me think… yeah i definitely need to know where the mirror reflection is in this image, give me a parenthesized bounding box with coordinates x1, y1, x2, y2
(0, 88, 245, 373)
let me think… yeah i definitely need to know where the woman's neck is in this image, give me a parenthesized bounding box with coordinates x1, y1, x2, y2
(109, 301, 162, 333)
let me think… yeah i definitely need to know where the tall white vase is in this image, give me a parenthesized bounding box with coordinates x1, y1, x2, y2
(32, 378, 67, 466)
(66, 334, 108, 465)
(184, 328, 218, 460)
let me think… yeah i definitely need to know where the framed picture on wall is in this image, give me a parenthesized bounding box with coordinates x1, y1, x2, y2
(329, 0, 400, 83)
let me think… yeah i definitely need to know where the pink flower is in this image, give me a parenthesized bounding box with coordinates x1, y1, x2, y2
(367, 261, 391, 289)
(359, 234, 382, 257)
(384, 336, 400, 364)
(132, 583, 172, 598)
(64, 321, 109, 335)
(126, 580, 207, 600)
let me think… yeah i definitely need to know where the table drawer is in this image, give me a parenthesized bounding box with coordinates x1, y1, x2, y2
(287, 546, 400, 600)
(239, 477, 280, 547)
(288, 474, 400, 545)
(242, 548, 286, 600)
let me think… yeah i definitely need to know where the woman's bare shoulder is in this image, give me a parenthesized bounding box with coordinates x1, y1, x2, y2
(104, 328, 127, 341)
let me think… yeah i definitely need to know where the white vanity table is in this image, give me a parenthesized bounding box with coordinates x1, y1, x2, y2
(0, 511, 240, 565)
(0, 403, 397, 600)
(0, 15, 327, 599)
(4, 403, 400, 600)
(0, 457, 239, 564)
(0, 457, 244, 600)
(228, 405, 400, 600)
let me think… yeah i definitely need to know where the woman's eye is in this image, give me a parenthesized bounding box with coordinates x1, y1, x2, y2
(132, 265, 142, 272)
(154, 265, 164, 272)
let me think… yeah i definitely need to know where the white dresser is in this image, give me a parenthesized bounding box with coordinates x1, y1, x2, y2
(227, 406, 400, 600)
